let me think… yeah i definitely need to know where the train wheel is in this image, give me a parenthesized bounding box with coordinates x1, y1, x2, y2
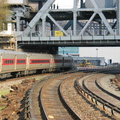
(42, 70, 46, 74)
(15, 73, 19, 78)
(49, 68, 53, 73)
(15, 72, 21, 78)
(11, 72, 19, 78)
(1, 74, 5, 79)
(25, 70, 29, 76)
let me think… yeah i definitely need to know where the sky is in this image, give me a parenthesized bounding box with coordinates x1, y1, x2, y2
(80, 47, 120, 63)
(54, 0, 85, 8)
(54, 0, 74, 8)
(54, 0, 120, 63)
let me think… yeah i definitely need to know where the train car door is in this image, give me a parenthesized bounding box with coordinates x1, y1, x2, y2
(62, 57, 64, 67)
(0, 53, 2, 72)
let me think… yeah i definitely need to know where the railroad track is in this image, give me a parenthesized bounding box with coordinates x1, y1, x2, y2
(75, 73, 120, 120)
(40, 72, 81, 120)
(24, 74, 56, 120)
(25, 71, 120, 120)
(25, 72, 83, 120)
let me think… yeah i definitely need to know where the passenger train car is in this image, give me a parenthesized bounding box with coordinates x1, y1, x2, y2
(0, 50, 73, 78)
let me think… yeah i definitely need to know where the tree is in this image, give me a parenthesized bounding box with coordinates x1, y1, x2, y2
(0, 0, 10, 31)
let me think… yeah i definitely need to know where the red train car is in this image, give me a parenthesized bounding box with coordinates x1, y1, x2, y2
(0, 50, 73, 78)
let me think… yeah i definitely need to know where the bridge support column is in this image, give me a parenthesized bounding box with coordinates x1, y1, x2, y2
(50, 22, 54, 36)
(73, 11, 77, 36)
(16, 11, 20, 32)
(73, 0, 79, 36)
(42, 15, 46, 37)
(117, 0, 120, 35)
(81, 0, 84, 8)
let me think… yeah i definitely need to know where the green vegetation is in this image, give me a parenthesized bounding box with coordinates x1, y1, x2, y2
(0, 90, 9, 110)
(0, 106, 5, 110)
(35, 76, 44, 81)
(0, 0, 10, 31)
(0, 90, 9, 98)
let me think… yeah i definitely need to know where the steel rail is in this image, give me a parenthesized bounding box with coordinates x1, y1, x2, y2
(40, 72, 80, 120)
(24, 74, 58, 120)
(75, 74, 120, 119)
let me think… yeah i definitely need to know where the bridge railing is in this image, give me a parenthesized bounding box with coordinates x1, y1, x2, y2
(20, 28, 118, 38)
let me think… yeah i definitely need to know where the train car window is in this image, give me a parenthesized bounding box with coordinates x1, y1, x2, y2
(31, 60, 50, 63)
(54, 60, 62, 63)
(3, 59, 14, 65)
(64, 60, 71, 63)
(17, 60, 26, 64)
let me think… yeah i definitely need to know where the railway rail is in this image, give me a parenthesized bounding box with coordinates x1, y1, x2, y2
(40, 72, 81, 120)
(24, 74, 57, 120)
(25, 72, 81, 120)
(24, 71, 119, 120)
(75, 73, 120, 119)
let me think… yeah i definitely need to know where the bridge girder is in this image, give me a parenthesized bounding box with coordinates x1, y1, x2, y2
(16, 0, 120, 48)
(20, 0, 117, 36)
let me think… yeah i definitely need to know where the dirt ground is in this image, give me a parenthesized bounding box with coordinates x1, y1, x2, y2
(110, 74, 120, 90)
(0, 78, 35, 120)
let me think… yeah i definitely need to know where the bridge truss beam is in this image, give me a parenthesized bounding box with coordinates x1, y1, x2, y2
(17, 0, 120, 47)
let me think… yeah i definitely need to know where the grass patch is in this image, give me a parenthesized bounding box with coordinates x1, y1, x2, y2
(30, 76, 45, 81)
(0, 106, 6, 110)
(0, 90, 9, 98)
(0, 90, 9, 111)
(35, 76, 44, 81)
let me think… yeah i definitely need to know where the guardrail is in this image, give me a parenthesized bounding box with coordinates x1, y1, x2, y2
(20, 29, 120, 38)
(75, 79, 120, 118)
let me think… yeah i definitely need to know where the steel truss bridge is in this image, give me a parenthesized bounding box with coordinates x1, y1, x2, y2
(16, 0, 120, 52)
